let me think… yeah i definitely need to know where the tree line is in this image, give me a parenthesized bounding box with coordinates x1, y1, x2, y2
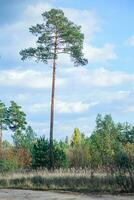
(0, 101, 134, 186)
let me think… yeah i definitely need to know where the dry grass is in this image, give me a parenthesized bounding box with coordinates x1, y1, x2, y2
(0, 169, 133, 193)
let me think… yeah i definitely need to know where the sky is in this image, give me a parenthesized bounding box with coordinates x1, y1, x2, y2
(0, 0, 134, 141)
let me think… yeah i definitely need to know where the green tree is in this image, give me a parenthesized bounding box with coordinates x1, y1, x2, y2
(20, 9, 88, 169)
(68, 130, 90, 169)
(12, 125, 36, 153)
(32, 137, 67, 169)
(88, 134, 102, 176)
(71, 128, 82, 146)
(32, 137, 49, 169)
(68, 143, 90, 169)
(0, 101, 8, 155)
(117, 122, 134, 144)
(53, 140, 68, 168)
(90, 114, 122, 174)
(7, 101, 27, 132)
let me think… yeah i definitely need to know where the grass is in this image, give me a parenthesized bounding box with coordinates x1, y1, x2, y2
(0, 169, 133, 194)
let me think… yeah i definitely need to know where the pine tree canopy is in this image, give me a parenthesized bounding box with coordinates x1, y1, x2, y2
(20, 9, 88, 66)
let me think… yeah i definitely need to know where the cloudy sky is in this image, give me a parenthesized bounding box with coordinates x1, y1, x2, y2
(0, 0, 134, 141)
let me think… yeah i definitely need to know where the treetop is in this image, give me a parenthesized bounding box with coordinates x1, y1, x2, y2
(20, 8, 88, 66)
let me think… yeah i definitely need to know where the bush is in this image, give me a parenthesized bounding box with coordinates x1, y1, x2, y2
(0, 159, 18, 173)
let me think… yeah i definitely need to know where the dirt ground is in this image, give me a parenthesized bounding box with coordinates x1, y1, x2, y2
(0, 189, 133, 200)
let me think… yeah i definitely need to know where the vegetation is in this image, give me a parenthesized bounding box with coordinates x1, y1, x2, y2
(20, 9, 88, 169)
(0, 100, 133, 193)
(0, 169, 133, 193)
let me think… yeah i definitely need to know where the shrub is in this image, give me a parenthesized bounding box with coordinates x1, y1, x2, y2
(0, 159, 18, 173)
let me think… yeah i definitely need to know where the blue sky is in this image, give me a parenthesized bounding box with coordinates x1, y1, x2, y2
(0, 0, 134, 141)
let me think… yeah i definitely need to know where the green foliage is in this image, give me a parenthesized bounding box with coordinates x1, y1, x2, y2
(0, 101, 8, 131)
(0, 100, 36, 171)
(115, 150, 134, 191)
(7, 101, 27, 132)
(0, 111, 134, 183)
(20, 9, 88, 66)
(32, 137, 50, 169)
(32, 137, 68, 169)
(9, 112, 131, 174)
(68, 144, 90, 169)
(53, 140, 68, 168)
(0, 100, 28, 134)
(68, 128, 90, 168)
(0, 101, 8, 153)
(0, 159, 18, 173)
(12, 126, 36, 153)
(90, 114, 123, 171)
(71, 128, 82, 146)
(115, 150, 133, 172)
(117, 122, 134, 144)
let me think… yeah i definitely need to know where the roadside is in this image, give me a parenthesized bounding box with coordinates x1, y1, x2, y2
(0, 189, 134, 200)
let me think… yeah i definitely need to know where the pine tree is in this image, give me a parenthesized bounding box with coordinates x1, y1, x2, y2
(7, 101, 27, 132)
(20, 9, 88, 169)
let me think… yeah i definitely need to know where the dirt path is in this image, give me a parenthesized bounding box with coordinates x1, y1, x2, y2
(0, 189, 133, 200)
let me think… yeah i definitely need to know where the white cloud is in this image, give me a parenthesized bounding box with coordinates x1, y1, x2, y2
(126, 35, 134, 46)
(89, 68, 134, 87)
(0, 21, 35, 59)
(63, 67, 134, 87)
(24, 2, 51, 18)
(27, 100, 98, 114)
(0, 69, 65, 89)
(124, 106, 134, 113)
(56, 100, 98, 113)
(28, 103, 48, 113)
(101, 90, 130, 102)
(14, 93, 30, 102)
(0, 2, 52, 59)
(84, 43, 117, 63)
(0, 67, 133, 107)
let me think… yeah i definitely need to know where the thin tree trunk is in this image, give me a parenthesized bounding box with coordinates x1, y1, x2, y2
(49, 33, 57, 170)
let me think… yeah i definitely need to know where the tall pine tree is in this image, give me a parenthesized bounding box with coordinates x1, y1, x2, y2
(20, 9, 88, 169)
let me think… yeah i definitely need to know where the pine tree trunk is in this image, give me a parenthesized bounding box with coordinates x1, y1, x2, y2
(49, 33, 57, 170)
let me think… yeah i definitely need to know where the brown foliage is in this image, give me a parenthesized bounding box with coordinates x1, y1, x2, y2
(16, 148, 32, 168)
